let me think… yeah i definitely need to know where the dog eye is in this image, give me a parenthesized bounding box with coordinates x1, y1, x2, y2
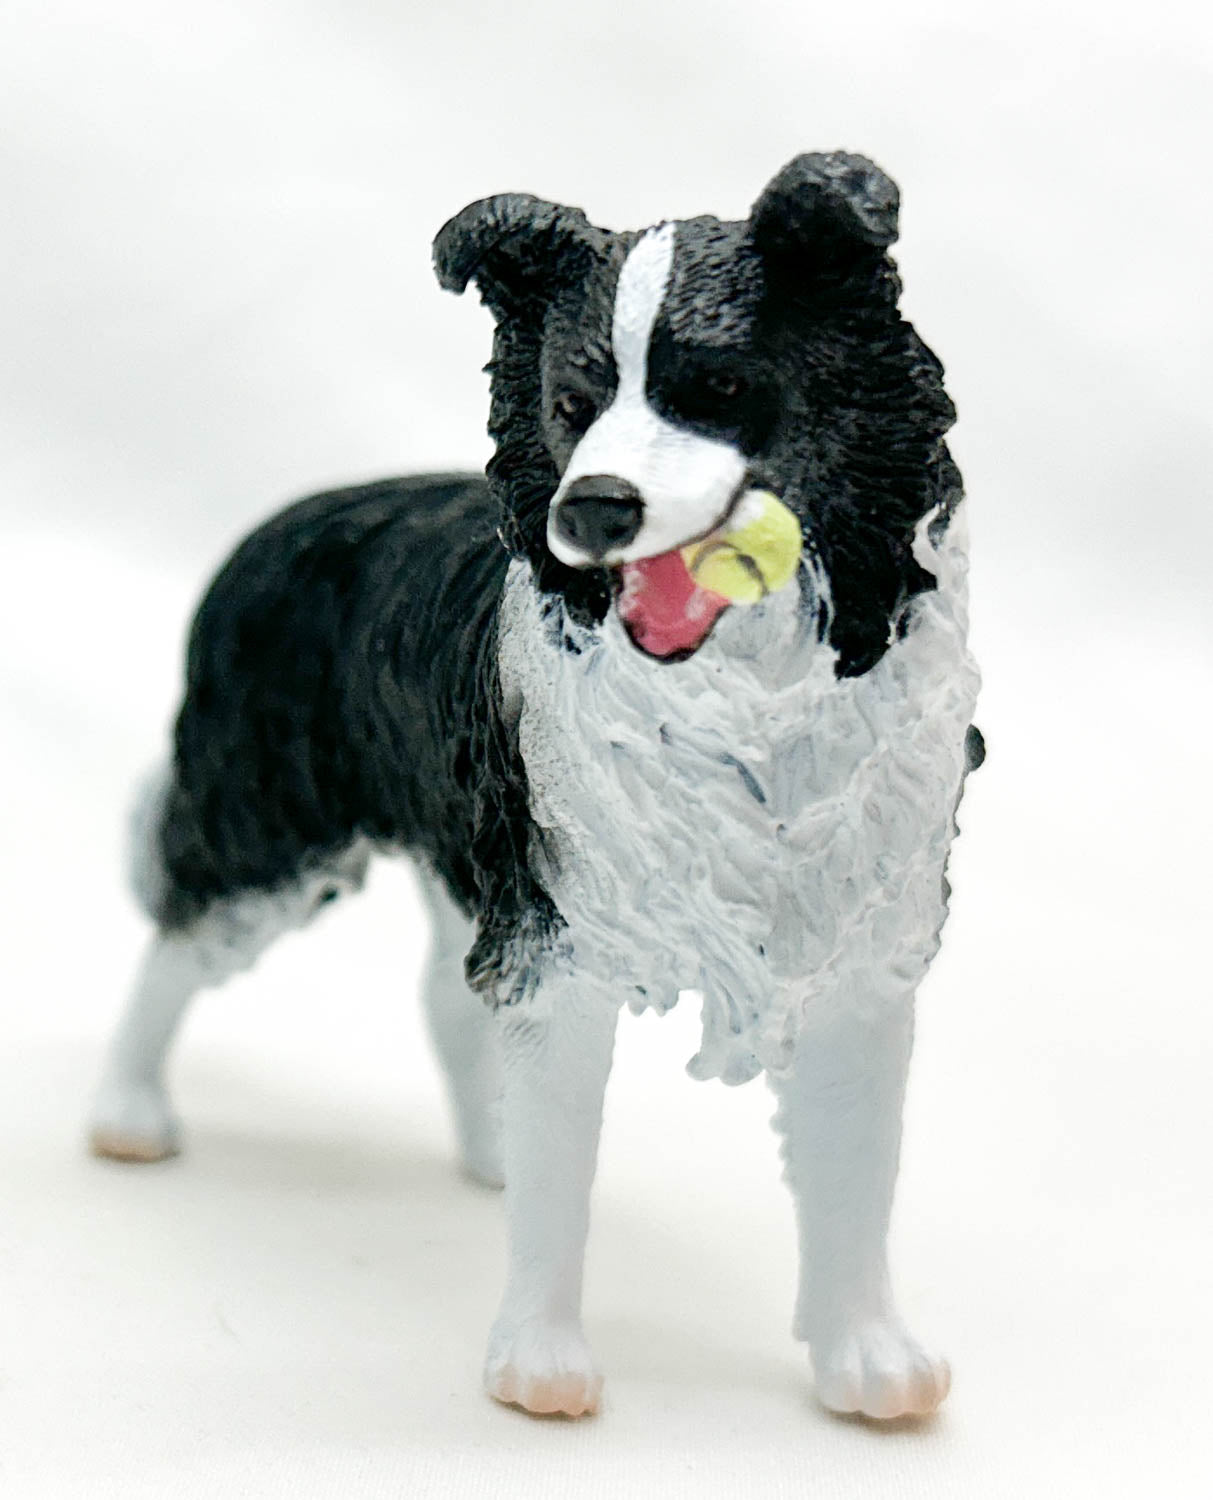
(703, 373, 746, 400)
(669, 370, 755, 427)
(552, 391, 596, 434)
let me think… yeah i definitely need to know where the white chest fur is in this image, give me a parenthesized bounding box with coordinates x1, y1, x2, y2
(497, 510, 980, 1083)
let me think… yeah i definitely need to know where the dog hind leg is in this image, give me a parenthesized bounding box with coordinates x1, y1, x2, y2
(484, 973, 619, 1418)
(89, 929, 208, 1162)
(90, 848, 368, 1163)
(417, 869, 503, 1188)
(770, 995, 951, 1421)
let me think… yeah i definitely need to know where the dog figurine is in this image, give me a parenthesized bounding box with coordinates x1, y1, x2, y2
(90, 152, 982, 1422)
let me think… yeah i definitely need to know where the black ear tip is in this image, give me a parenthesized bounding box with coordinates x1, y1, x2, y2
(432, 195, 531, 294)
(432, 204, 479, 294)
(829, 152, 900, 246)
(428, 196, 602, 307)
(753, 150, 901, 252)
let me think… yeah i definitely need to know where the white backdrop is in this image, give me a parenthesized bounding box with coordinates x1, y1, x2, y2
(1, 2, 1210, 1496)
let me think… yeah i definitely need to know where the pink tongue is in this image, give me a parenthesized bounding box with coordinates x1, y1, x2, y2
(616, 549, 730, 660)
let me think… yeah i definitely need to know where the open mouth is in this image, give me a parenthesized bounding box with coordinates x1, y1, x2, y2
(613, 490, 804, 662)
(615, 549, 733, 660)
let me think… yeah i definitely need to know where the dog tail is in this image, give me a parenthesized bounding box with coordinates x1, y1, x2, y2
(126, 758, 173, 921)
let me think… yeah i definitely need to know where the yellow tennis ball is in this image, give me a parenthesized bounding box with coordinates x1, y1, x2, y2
(684, 542, 768, 602)
(681, 491, 802, 603)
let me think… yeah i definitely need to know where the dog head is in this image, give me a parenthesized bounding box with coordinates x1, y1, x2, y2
(434, 153, 959, 676)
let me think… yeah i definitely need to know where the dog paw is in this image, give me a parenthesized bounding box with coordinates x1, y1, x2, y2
(812, 1320, 951, 1420)
(88, 1080, 181, 1163)
(484, 1317, 603, 1417)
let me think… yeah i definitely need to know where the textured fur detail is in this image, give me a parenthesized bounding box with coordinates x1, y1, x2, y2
(498, 506, 978, 1080)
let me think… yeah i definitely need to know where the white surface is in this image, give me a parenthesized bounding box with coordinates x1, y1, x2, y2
(1, 1, 1211, 1496)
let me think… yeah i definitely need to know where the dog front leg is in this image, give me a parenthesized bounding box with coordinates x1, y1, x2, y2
(483, 975, 619, 1418)
(771, 998, 951, 1420)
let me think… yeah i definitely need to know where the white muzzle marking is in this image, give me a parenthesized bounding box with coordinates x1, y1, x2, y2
(546, 224, 748, 567)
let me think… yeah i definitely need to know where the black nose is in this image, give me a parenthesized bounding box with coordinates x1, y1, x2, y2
(554, 476, 644, 561)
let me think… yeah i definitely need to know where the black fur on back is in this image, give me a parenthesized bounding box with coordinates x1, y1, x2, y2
(157, 475, 555, 984)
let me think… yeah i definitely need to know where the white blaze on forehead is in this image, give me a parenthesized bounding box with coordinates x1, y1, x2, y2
(610, 221, 677, 393)
(546, 224, 748, 567)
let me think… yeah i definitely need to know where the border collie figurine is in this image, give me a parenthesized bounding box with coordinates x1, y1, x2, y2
(90, 153, 982, 1422)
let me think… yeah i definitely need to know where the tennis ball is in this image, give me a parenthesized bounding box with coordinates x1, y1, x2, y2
(681, 491, 802, 604)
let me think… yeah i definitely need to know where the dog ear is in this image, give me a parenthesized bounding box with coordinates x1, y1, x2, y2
(433, 194, 602, 319)
(749, 153, 899, 279)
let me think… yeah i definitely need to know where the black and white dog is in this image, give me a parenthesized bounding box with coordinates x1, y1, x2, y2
(91, 154, 981, 1422)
